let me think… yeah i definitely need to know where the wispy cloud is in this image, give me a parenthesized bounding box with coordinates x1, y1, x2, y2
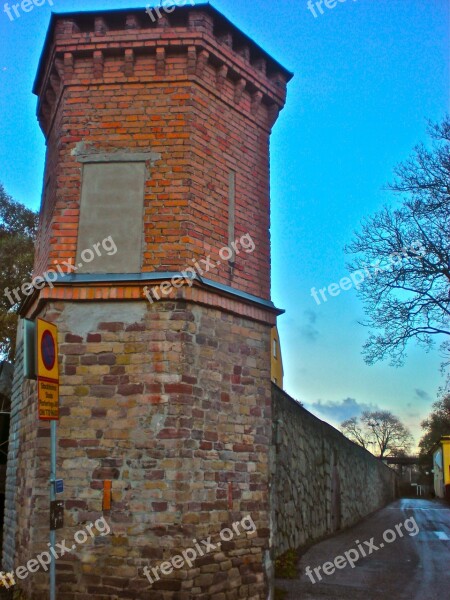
(305, 397, 380, 424)
(299, 309, 320, 343)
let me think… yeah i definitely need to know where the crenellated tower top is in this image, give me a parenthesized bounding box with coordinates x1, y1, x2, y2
(34, 4, 292, 136)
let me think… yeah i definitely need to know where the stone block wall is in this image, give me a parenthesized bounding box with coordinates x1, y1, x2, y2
(8, 299, 273, 600)
(2, 321, 36, 573)
(271, 386, 398, 557)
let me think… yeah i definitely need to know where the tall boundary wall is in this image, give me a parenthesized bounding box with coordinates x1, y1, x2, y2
(271, 385, 398, 557)
(2, 321, 27, 573)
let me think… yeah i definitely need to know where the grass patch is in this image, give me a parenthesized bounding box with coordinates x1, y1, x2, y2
(274, 548, 298, 579)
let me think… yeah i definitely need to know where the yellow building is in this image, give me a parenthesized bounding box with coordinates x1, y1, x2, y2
(433, 436, 450, 500)
(271, 326, 284, 388)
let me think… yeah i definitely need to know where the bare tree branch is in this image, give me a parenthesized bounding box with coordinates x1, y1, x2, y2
(346, 116, 450, 368)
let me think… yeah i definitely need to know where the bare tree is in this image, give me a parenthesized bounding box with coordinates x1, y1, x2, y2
(342, 410, 414, 458)
(346, 116, 450, 368)
(339, 416, 368, 449)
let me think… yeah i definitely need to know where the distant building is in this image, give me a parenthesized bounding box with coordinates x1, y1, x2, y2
(271, 326, 284, 388)
(433, 436, 450, 500)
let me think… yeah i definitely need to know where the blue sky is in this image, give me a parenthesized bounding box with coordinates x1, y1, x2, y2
(0, 0, 448, 446)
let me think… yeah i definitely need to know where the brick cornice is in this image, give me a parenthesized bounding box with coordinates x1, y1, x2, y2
(34, 6, 292, 137)
(21, 280, 281, 326)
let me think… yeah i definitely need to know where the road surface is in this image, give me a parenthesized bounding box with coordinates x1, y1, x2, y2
(276, 498, 450, 599)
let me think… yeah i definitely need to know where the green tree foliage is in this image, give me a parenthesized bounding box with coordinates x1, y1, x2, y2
(419, 391, 450, 457)
(0, 184, 38, 360)
(341, 410, 414, 458)
(346, 116, 450, 367)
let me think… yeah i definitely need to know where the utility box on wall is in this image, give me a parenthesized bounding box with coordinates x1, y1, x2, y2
(23, 319, 36, 380)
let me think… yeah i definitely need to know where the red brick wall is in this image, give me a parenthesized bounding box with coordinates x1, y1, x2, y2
(32, 7, 289, 301)
(187, 64, 272, 299)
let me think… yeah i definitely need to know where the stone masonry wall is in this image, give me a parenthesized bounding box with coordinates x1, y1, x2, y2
(2, 320, 38, 573)
(271, 386, 398, 557)
(12, 299, 273, 600)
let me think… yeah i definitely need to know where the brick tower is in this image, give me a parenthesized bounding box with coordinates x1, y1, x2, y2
(4, 5, 291, 599)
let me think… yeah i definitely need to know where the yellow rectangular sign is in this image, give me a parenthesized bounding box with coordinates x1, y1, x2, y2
(38, 379, 59, 421)
(36, 319, 59, 382)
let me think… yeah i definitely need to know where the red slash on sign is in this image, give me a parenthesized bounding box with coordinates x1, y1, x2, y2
(41, 330, 56, 371)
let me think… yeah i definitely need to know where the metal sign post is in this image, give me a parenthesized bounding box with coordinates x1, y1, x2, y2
(50, 420, 56, 600)
(36, 319, 61, 600)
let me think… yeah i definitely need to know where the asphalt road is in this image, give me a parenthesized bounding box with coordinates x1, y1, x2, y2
(276, 498, 450, 600)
